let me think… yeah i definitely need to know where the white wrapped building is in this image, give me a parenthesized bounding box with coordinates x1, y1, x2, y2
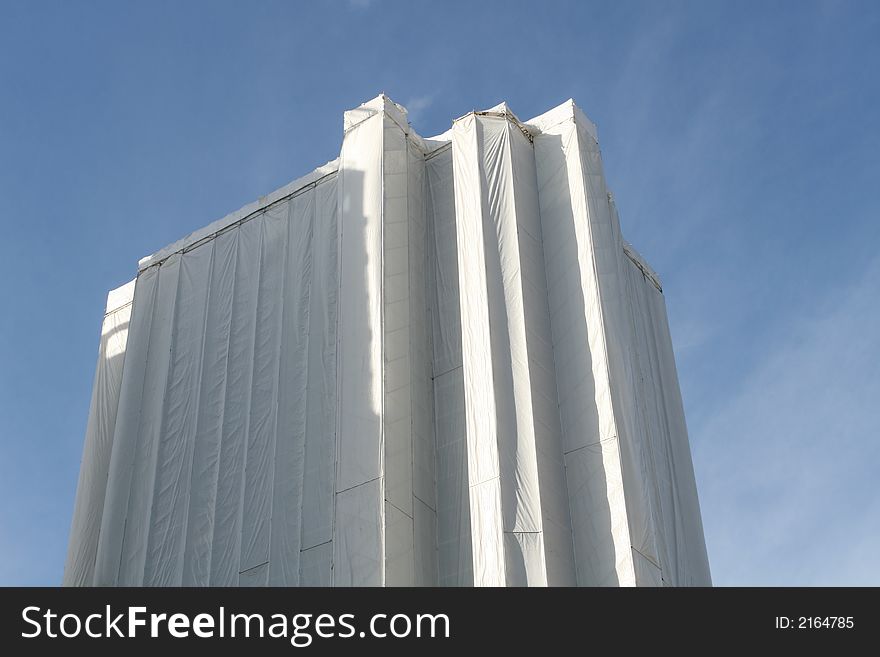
(64, 95, 711, 587)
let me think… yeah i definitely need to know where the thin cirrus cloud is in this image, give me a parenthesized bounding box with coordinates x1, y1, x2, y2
(402, 95, 434, 127)
(691, 254, 880, 585)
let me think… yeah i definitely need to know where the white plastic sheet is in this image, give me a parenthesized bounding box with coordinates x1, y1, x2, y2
(66, 94, 710, 587)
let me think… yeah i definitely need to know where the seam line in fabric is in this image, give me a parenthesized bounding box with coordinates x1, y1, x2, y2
(631, 545, 662, 570)
(562, 435, 619, 456)
(301, 538, 332, 552)
(140, 171, 337, 272)
(104, 300, 133, 317)
(335, 475, 382, 496)
(386, 498, 413, 521)
(468, 474, 500, 489)
(431, 364, 462, 380)
(412, 493, 436, 513)
(424, 142, 452, 161)
(238, 560, 269, 575)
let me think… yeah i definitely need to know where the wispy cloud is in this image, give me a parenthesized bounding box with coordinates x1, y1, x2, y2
(692, 254, 880, 585)
(403, 94, 434, 127)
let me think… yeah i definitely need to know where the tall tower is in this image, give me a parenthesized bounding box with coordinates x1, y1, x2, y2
(64, 95, 711, 587)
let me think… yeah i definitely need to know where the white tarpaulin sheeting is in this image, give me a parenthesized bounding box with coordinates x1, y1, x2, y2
(65, 95, 710, 587)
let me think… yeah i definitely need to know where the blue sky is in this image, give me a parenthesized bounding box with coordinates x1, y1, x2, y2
(1, 0, 878, 586)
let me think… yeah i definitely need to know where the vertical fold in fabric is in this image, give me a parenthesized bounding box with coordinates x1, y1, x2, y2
(426, 145, 473, 586)
(117, 255, 181, 585)
(602, 193, 662, 582)
(622, 248, 711, 586)
(381, 111, 436, 585)
(182, 229, 237, 585)
(143, 244, 212, 585)
(451, 114, 505, 586)
(298, 177, 338, 581)
(63, 280, 134, 586)
(93, 265, 159, 585)
(239, 201, 289, 580)
(406, 138, 437, 586)
(479, 117, 543, 550)
(334, 100, 386, 586)
(210, 218, 261, 585)
(508, 119, 576, 586)
(531, 101, 635, 586)
(266, 193, 311, 586)
(382, 116, 414, 585)
(649, 283, 710, 586)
